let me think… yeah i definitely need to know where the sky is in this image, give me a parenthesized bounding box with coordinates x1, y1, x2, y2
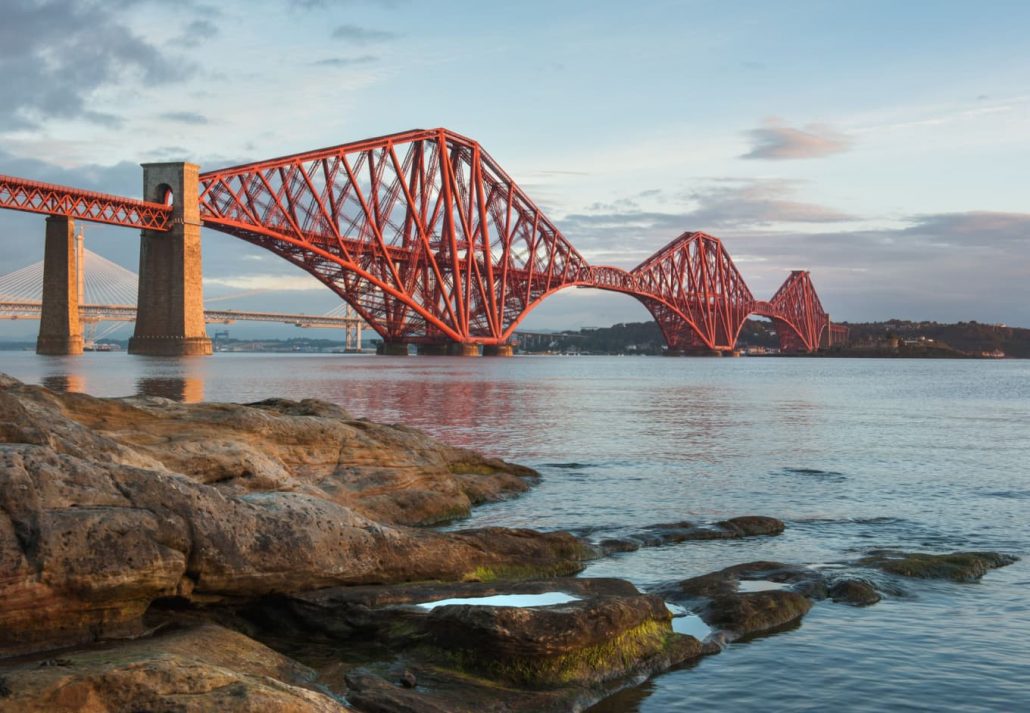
(1, 0, 1028, 340)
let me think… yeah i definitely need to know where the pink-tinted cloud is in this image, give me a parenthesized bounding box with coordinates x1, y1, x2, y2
(742, 119, 853, 160)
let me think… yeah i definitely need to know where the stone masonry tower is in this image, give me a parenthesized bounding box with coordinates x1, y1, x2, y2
(128, 162, 212, 356)
(35, 215, 83, 355)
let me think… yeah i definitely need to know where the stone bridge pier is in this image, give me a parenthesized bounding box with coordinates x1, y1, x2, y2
(128, 162, 212, 356)
(36, 215, 83, 355)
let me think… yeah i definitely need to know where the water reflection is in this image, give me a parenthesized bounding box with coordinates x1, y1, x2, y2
(41, 373, 86, 394)
(1, 353, 1029, 712)
(136, 376, 205, 403)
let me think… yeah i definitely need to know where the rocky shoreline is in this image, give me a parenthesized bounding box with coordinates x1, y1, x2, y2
(0, 374, 1017, 712)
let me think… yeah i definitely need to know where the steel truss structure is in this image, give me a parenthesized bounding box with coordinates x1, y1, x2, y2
(0, 175, 171, 230)
(1, 128, 839, 352)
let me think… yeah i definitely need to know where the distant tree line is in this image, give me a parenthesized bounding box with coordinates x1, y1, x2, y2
(516, 319, 1030, 357)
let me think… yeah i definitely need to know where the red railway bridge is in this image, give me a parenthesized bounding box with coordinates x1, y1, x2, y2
(0, 128, 847, 356)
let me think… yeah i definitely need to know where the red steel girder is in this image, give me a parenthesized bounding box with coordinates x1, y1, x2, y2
(197, 128, 591, 345)
(630, 232, 756, 351)
(196, 131, 835, 351)
(0, 174, 172, 230)
(753, 270, 829, 352)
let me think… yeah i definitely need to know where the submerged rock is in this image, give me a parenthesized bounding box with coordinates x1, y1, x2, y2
(857, 550, 1018, 582)
(653, 562, 824, 641)
(827, 578, 881, 606)
(597, 515, 784, 553)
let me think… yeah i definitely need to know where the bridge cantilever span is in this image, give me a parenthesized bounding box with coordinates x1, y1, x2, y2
(0, 127, 843, 356)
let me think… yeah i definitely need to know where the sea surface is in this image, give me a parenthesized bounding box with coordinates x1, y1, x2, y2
(3, 351, 1029, 712)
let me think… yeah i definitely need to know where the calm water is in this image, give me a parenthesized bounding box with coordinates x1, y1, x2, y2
(3, 352, 1029, 711)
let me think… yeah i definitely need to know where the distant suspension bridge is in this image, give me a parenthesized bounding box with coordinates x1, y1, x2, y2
(0, 231, 365, 350)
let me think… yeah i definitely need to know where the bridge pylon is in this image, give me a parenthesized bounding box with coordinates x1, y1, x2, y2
(128, 162, 212, 356)
(36, 215, 84, 355)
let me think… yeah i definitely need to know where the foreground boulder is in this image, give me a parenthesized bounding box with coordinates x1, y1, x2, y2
(231, 577, 703, 712)
(0, 374, 535, 527)
(857, 550, 1018, 582)
(0, 623, 352, 712)
(0, 376, 590, 656)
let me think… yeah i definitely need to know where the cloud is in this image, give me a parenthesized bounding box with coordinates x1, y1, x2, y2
(555, 179, 855, 263)
(0, 0, 195, 131)
(742, 118, 853, 160)
(903, 211, 1030, 246)
(141, 145, 193, 160)
(686, 180, 854, 226)
(312, 55, 379, 67)
(720, 210, 1030, 322)
(164, 111, 209, 125)
(543, 186, 1030, 325)
(175, 18, 219, 48)
(204, 274, 328, 291)
(331, 24, 398, 43)
(295, 0, 406, 8)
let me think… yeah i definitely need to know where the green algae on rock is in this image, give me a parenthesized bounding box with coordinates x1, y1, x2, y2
(858, 551, 1018, 582)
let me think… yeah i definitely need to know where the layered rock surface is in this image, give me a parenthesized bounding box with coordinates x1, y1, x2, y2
(0, 376, 586, 657)
(0, 623, 353, 713)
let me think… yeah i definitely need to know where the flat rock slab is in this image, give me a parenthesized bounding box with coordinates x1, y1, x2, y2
(425, 594, 696, 688)
(0, 623, 352, 713)
(857, 550, 1018, 582)
(213, 578, 704, 711)
(653, 561, 825, 641)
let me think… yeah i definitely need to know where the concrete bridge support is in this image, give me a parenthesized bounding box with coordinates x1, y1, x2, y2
(482, 344, 514, 357)
(36, 215, 83, 355)
(377, 340, 409, 356)
(128, 163, 212, 356)
(415, 342, 481, 356)
(449, 343, 480, 357)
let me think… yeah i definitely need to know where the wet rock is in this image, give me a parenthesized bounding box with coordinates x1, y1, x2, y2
(704, 589, 811, 639)
(424, 594, 699, 688)
(343, 666, 609, 713)
(0, 623, 353, 712)
(217, 578, 654, 658)
(717, 516, 786, 537)
(654, 562, 824, 640)
(218, 577, 700, 711)
(598, 538, 642, 554)
(346, 669, 451, 713)
(828, 578, 881, 606)
(597, 516, 784, 554)
(332, 581, 703, 712)
(857, 550, 1018, 582)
